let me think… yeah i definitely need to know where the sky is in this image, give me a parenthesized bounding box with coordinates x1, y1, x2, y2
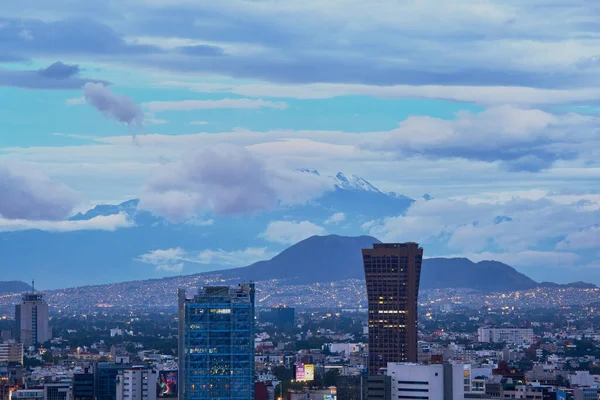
(0, 0, 599, 282)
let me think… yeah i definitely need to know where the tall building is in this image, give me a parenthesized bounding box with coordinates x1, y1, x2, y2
(44, 383, 72, 400)
(386, 363, 465, 400)
(73, 365, 94, 400)
(14, 281, 51, 347)
(178, 284, 255, 400)
(362, 243, 423, 374)
(95, 362, 133, 400)
(115, 367, 157, 400)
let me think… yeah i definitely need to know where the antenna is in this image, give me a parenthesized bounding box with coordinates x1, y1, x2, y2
(32, 280, 35, 294)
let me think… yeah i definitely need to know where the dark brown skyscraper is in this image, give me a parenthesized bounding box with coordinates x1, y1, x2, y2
(362, 242, 423, 374)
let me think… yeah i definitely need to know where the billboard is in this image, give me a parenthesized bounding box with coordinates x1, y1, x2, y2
(557, 392, 567, 400)
(296, 364, 314, 381)
(157, 370, 178, 398)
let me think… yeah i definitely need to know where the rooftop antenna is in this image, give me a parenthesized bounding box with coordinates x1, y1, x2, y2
(32, 279, 35, 294)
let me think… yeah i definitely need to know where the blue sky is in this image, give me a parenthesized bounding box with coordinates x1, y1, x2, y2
(0, 0, 599, 284)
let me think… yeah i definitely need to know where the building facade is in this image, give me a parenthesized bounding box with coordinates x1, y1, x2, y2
(73, 370, 94, 400)
(363, 242, 423, 374)
(44, 383, 72, 400)
(178, 284, 255, 400)
(14, 283, 51, 347)
(115, 367, 157, 400)
(0, 341, 23, 364)
(477, 328, 534, 346)
(95, 362, 133, 400)
(386, 363, 465, 400)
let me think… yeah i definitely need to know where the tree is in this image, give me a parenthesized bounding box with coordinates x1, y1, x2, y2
(324, 369, 341, 387)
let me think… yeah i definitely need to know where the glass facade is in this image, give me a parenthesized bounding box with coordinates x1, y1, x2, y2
(178, 284, 255, 400)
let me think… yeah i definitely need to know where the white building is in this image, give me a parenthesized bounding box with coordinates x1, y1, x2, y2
(11, 390, 45, 400)
(15, 284, 51, 347)
(116, 367, 158, 400)
(0, 341, 23, 364)
(386, 363, 465, 400)
(478, 328, 534, 346)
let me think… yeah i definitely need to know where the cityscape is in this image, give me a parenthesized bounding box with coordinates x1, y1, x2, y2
(1, 1, 600, 400)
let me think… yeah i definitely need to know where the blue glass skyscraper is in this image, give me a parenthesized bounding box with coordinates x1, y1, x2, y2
(178, 284, 255, 400)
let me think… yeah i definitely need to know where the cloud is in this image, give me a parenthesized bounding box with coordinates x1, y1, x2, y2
(325, 212, 345, 224)
(0, 213, 133, 232)
(260, 220, 326, 244)
(136, 246, 272, 272)
(0, 62, 106, 90)
(371, 105, 596, 171)
(366, 196, 599, 269)
(165, 81, 600, 107)
(0, 164, 81, 220)
(142, 98, 288, 112)
(139, 144, 332, 221)
(189, 121, 210, 125)
(66, 96, 86, 105)
(83, 83, 143, 126)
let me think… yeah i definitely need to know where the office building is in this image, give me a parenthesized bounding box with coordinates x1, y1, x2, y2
(95, 362, 133, 400)
(14, 282, 51, 347)
(178, 284, 255, 400)
(260, 307, 295, 328)
(11, 389, 44, 400)
(116, 367, 157, 400)
(477, 328, 534, 346)
(386, 363, 465, 400)
(362, 243, 423, 373)
(0, 341, 23, 364)
(44, 383, 72, 400)
(73, 366, 94, 400)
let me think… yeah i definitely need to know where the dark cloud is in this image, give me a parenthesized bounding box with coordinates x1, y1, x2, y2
(37, 61, 80, 79)
(83, 83, 143, 126)
(0, 62, 107, 90)
(0, 165, 80, 220)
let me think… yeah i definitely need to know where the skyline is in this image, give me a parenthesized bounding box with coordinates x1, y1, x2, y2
(0, 1, 599, 285)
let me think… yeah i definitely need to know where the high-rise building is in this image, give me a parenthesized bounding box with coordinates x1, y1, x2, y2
(115, 367, 157, 400)
(44, 383, 72, 400)
(477, 327, 534, 346)
(362, 242, 423, 374)
(73, 365, 94, 400)
(178, 284, 255, 400)
(14, 281, 51, 347)
(95, 362, 133, 400)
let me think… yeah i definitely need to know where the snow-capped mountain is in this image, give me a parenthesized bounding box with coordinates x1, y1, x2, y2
(333, 172, 382, 193)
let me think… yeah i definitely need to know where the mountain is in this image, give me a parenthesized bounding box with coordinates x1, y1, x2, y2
(213, 235, 541, 291)
(0, 172, 416, 289)
(218, 235, 381, 284)
(0, 281, 31, 295)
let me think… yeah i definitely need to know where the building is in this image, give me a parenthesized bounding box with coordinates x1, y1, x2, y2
(115, 367, 157, 400)
(574, 388, 600, 400)
(362, 242, 423, 373)
(260, 307, 295, 328)
(178, 284, 255, 400)
(477, 328, 534, 346)
(14, 282, 51, 347)
(11, 389, 44, 400)
(95, 362, 133, 400)
(364, 375, 392, 400)
(44, 383, 72, 400)
(386, 363, 465, 400)
(73, 366, 94, 400)
(0, 341, 23, 364)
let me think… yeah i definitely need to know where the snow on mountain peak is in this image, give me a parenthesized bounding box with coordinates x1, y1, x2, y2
(333, 172, 382, 193)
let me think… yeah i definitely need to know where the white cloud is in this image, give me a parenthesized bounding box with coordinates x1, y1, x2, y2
(367, 196, 599, 268)
(136, 246, 272, 272)
(66, 96, 86, 105)
(0, 213, 133, 232)
(139, 144, 333, 221)
(189, 121, 210, 125)
(164, 80, 600, 106)
(260, 220, 326, 244)
(325, 212, 345, 224)
(142, 98, 288, 112)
